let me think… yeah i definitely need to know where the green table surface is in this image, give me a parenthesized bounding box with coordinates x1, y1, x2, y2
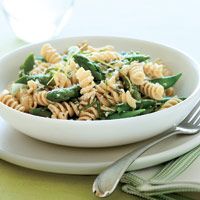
(0, 160, 138, 200)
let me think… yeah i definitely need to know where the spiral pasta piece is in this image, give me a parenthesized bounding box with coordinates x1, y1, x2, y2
(162, 66, 172, 76)
(106, 71, 120, 89)
(96, 92, 111, 107)
(33, 91, 51, 106)
(140, 81, 164, 100)
(78, 42, 114, 52)
(40, 43, 61, 64)
(19, 92, 37, 112)
(96, 81, 115, 106)
(76, 67, 96, 101)
(0, 90, 25, 112)
(129, 62, 145, 85)
(143, 62, 163, 78)
(64, 60, 78, 84)
(30, 62, 50, 75)
(120, 62, 145, 85)
(165, 87, 175, 96)
(89, 51, 122, 62)
(96, 81, 136, 108)
(27, 80, 38, 94)
(121, 91, 136, 108)
(48, 102, 79, 119)
(79, 106, 99, 120)
(54, 72, 72, 88)
(160, 97, 182, 110)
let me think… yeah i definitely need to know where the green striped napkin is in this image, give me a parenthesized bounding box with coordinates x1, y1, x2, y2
(120, 145, 200, 200)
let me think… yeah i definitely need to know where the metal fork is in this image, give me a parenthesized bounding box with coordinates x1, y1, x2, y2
(93, 100, 200, 198)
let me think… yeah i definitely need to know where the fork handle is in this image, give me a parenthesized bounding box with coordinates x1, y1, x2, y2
(93, 127, 184, 198)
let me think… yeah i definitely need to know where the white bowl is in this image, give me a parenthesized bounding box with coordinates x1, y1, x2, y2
(0, 36, 200, 147)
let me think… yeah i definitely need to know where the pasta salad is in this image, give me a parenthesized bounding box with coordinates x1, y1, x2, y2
(0, 42, 185, 120)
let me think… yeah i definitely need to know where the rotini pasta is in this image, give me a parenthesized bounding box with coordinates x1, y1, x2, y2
(128, 61, 145, 85)
(160, 97, 182, 110)
(33, 91, 50, 106)
(48, 102, 79, 119)
(89, 51, 122, 62)
(0, 42, 184, 120)
(79, 106, 99, 120)
(19, 92, 37, 112)
(76, 67, 96, 102)
(54, 72, 72, 88)
(143, 62, 163, 78)
(140, 81, 164, 100)
(30, 62, 50, 75)
(40, 43, 61, 64)
(78, 41, 114, 52)
(0, 90, 25, 112)
(120, 61, 145, 85)
(165, 87, 175, 96)
(27, 80, 38, 94)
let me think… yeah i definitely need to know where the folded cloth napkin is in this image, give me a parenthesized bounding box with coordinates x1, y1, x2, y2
(120, 145, 200, 200)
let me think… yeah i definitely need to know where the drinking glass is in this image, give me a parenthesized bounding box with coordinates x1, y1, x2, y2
(1, 0, 74, 43)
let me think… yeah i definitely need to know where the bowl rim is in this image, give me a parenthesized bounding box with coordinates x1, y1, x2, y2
(0, 35, 200, 124)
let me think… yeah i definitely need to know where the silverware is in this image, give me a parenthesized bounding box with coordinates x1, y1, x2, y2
(93, 100, 200, 198)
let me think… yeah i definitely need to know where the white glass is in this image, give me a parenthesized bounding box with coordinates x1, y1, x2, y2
(1, 0, 74, 43)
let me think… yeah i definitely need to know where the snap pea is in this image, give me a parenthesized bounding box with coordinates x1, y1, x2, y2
(136, 99, 156, 109)
(15, 74, 53, 86)
(121, 75, 141, 100)
(115, 103, 132, 113)
(35, 55, 46, 62)
(20, 53, 35, 75)
(123, 52, 150, 63)
(46, 85, 81, 102)
(143, 107, 156, 114)
(157, 97, 186, 104)
(30, 107, 52, 118)
(73, 55, 105, 81)
(107, 109, 146, 120)
(151, 73, 182, 89)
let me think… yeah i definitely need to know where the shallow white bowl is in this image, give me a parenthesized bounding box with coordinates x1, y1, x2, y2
(0, 36, 200, 147)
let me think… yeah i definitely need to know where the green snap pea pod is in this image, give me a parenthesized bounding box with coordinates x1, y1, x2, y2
(73, 55, 105, 81)
(115, 103, 132, 113)
(20, 53, 35, 75)
(130, 84, 141, 100)
(136, 99, 156, 109)
(46, 85, 81, 102)
(15, 74, 53, 86)
(143, 107, 156, 114)
(107, 109, 146, 120)
(35, 55, 46, 62)
(30, 107, 52, 118)
(150, 73, 182, 89)
(121, 75, 141, 100)
(123, 53, 150, 63)
(157, 97, 186, 104)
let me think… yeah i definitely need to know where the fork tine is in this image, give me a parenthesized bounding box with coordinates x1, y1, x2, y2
(195, 116, 200, 126)
(189, 103, 200, 124)
(182, 99, 200, 123)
